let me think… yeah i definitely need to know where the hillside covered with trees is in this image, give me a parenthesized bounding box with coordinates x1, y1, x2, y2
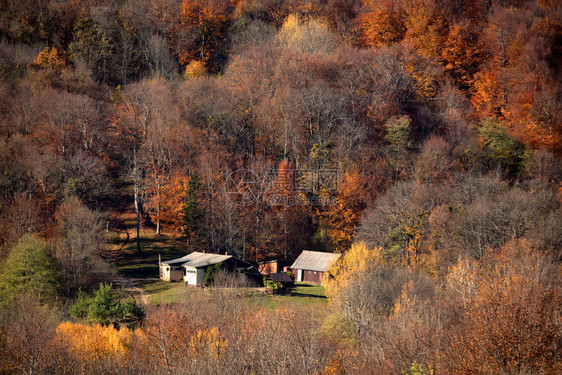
(0, 0, 560, 374)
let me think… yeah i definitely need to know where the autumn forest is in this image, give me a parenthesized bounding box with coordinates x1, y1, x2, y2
(0, 0, 561, 374)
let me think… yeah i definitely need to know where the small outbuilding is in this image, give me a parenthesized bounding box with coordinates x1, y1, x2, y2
(160, 252, 254, 286)
(290, 250, 341, 285)
(258, 259, 294, 275)
(265, 272, 294, 295)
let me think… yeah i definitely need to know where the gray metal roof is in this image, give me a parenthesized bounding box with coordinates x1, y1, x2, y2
(290, 250, 341, 272)
(162, 254, 193, 266)
(162, 252, 232, 268)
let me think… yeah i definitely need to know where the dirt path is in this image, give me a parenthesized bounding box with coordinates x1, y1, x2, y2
(107, 193, 135, 252)
(113, 277, 154, 306)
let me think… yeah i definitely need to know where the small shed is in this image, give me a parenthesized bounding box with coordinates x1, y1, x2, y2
(290, 250, 341, 285)
(265, 272, 294, 295)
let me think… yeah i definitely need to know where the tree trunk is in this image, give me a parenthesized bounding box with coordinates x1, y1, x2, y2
(132, 150, 142, 254)
(136, 201, 141, 255)
(156, 181, 161, 235)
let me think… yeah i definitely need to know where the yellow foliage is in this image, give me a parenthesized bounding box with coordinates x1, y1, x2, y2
(402, 0, 445, 59)
(279, 14, 301, 36)
(185, 60, 207, 79)
(28, 46, 66, 72)
(324, 242, 383, 305)
(391, 280, 418, 319)
(277, 14, 334, 54)
(56, 322, 133, 364)
(0, 324, 20, 372)
(446, 257, 477, 304)
(189, 326, 228, 359)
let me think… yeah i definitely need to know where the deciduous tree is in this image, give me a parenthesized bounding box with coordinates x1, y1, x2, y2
(172, 0, 230, 72)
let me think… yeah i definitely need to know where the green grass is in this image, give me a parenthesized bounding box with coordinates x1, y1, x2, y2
(100, 197, 330, 310)
(139, 280, 188, 305)
(250, 282, 328, 310)
(104, 231, 122, 245)
(135, 278, 329, 309)
(109, 232, 189, 278)
(292, 282, 326, 298)
(105, 230, 330, 310)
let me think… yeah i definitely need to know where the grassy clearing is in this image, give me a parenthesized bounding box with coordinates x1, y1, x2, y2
(139, 280, 190, 305)
(248, 282, 328, 310)
(292, 282, 326, 298)
(103, 227, 192, 303)
(105, 230, 330, 310)
(108, 231, 189, 278)
(136, 279, 329, 310)
(101, 192, 330, 310)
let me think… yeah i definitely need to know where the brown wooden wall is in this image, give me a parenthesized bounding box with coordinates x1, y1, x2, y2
(259, 262, 279, 275)
(259, 260, 293, 275)
(302, 270, 324, 285)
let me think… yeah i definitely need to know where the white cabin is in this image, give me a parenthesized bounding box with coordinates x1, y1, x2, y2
(159, 252, 233, 286)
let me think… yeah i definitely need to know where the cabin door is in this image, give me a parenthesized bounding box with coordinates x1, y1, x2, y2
(184, 268, 197, 285)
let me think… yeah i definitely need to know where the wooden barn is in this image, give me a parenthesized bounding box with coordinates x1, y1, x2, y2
(290, 250, 341, 285)
(159, 252, 256, 286)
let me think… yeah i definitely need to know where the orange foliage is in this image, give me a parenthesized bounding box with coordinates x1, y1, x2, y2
(173, 0, 229, 70)
(442, 243, 562, 374)
(267, 159, 298, 199)
(441, 22, 485, 89)
(28, 46, 67, 72)
(359, 1, 406, 48)
(156, 172, 190, 233)
(184, 59, 207, 78)
(509, 78, 562, 154)
(402, 0, 446, 59)
(471, 67, 507, 118)
(321, 355, 346, 375)
(320, 170, 368, 252)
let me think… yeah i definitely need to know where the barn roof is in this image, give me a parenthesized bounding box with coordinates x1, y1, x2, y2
(162, 252, 232, 268)
(290, 250, 341, 272)
(269, 272, 293, 283)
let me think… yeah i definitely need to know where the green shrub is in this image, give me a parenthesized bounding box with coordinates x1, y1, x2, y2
(69, 282, 144, 327)
(479, 118, 525, 178)
(204, 262, 225, 286)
